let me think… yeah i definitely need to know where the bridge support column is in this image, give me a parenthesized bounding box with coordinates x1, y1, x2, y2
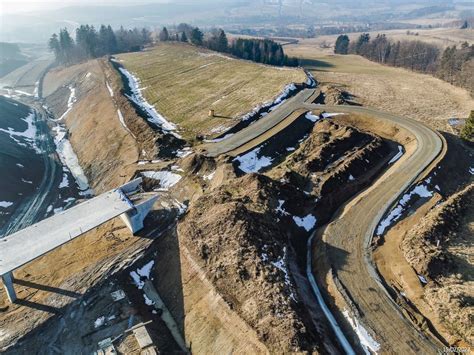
(2, 272, 16, 303)
(120, 196, 159, 234)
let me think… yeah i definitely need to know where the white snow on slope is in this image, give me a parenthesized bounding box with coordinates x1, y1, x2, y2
(293, 214, 317, 231)
(241, 83, 297, 121)
(305, 112, 321, 122)
(141, 171, 182, 190)
(342, 309, 381, 355)
(117, 66, 180, 137)
(322, 112, 343, 118)
(233, 146, 273, 173)
(176, 147, 192, 158)
(94, 316, 105, 328)
(0, 201, 13, 208)
(116, 109, 135, 138)
(376, 181, 433, 235)
(130, 260, 155, 289)
(58, 86, 76, 121)
(59, 174, 69, 188)
(52, 125, 91, 191)
(203, 171, 215, 181)
(271, 247, 296, 301)
(106, 81, 114, 97)
(0, 111, 41, 153)
(33, 81, 39, 98)
(275, 199, 289, 216)
(388, 145, 404, 164)
(469, 167, 474, 175)
(204, 133, 234, 143)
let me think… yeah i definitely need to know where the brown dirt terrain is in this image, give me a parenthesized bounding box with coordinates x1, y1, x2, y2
(43, 60, 138, 192)
(178, 174, 320, 353)
(402, 184, 474, 346)
(159, 114, 398, 353)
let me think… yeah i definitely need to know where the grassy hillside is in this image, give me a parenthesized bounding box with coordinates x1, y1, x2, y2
(116, 43, 307, 140)
(286, 42, 474, 132)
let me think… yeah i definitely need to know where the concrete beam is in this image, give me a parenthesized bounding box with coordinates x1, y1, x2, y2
(120, 178, 143, 194)
(2, 272, 16, 303)
(120, 195, 159, 234)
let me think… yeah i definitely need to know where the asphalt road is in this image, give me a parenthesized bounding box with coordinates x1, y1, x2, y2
(204, 88, 444, 353)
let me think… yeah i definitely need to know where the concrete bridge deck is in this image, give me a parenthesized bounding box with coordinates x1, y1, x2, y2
(1, 178, 158, 302)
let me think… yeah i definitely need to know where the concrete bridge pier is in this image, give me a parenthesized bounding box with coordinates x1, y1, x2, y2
(2, 272, 16, 303)
(120, 196, 159, 234)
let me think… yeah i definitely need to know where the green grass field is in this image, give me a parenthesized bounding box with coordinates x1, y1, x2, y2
(117, 43, 307, 141)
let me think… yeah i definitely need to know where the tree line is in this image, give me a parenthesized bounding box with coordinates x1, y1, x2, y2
(334, 33, 474, 94)
(159, 24, 299, 67)
(49, 25, 152, 65)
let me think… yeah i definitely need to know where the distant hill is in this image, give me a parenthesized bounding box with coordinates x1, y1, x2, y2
(0, 42, 28, 78)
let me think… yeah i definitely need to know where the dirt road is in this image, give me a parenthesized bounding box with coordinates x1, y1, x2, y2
(308, 105, 444, 354)
(204, 90, 445, 353)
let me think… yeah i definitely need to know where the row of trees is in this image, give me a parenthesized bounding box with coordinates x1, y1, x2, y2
(159, 24, 298, 67)
(49, 25, 152, 65)
(334, 33, 474, 93)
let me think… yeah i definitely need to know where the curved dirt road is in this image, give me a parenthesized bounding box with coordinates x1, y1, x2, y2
(308, 105, 444, 354)
(204, 90, 444, 353)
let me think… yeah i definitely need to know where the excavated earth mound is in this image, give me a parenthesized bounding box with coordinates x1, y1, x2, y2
(402, 183, 474, 345)
(178, 174, 321, 353)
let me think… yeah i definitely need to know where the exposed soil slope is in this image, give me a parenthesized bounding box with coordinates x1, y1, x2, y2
(178, 174, 320, 353)
(402, 183, 474, 345)
(43, 60, 138, 192)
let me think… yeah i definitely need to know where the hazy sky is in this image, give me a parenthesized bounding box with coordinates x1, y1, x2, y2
(1, 0, 172, 14)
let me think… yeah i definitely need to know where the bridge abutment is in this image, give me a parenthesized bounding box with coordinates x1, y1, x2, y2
(120, 195, 159, 234)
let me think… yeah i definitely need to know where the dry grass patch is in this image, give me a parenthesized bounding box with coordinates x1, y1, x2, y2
(286, 43, 474, 132)
(117, 43, 307, 141)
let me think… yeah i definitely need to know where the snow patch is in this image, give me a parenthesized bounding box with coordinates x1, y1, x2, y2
(348, 174, 355, 181)
(388, 145, 403, 164)
(16, 163, 24, 168)
(106, 81, 114, 97)
(94, 316, 105, 328)
(52, 125, 91, 192)
(293, 214, 317, 231)
(275, 199, 289, 216)
(117, 109, 135, 137)
(59, 174, 69, 188)
(203, 171, 215, 181)
(376, 182, 433, 235)
(322, 112, 344, 118)
(305, 112, 322, 123)
(418, 275, 428, 284)
(0, 111, 41, 154)
(233, 145, 273, 173)
(176, 147, 192, 158)
(118, 66, 181, 138)
(342, 309, 380, 354)
(130, 260, 155, 290)
(240, 83, 297, 122)
(204, 133, 233, 143)
(271, 247, 296, 301)
(57, 86, 76, 121)
(141, 171, 182, 190)
(0, 201, 13, 208)
(144, 294, 155, 306)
